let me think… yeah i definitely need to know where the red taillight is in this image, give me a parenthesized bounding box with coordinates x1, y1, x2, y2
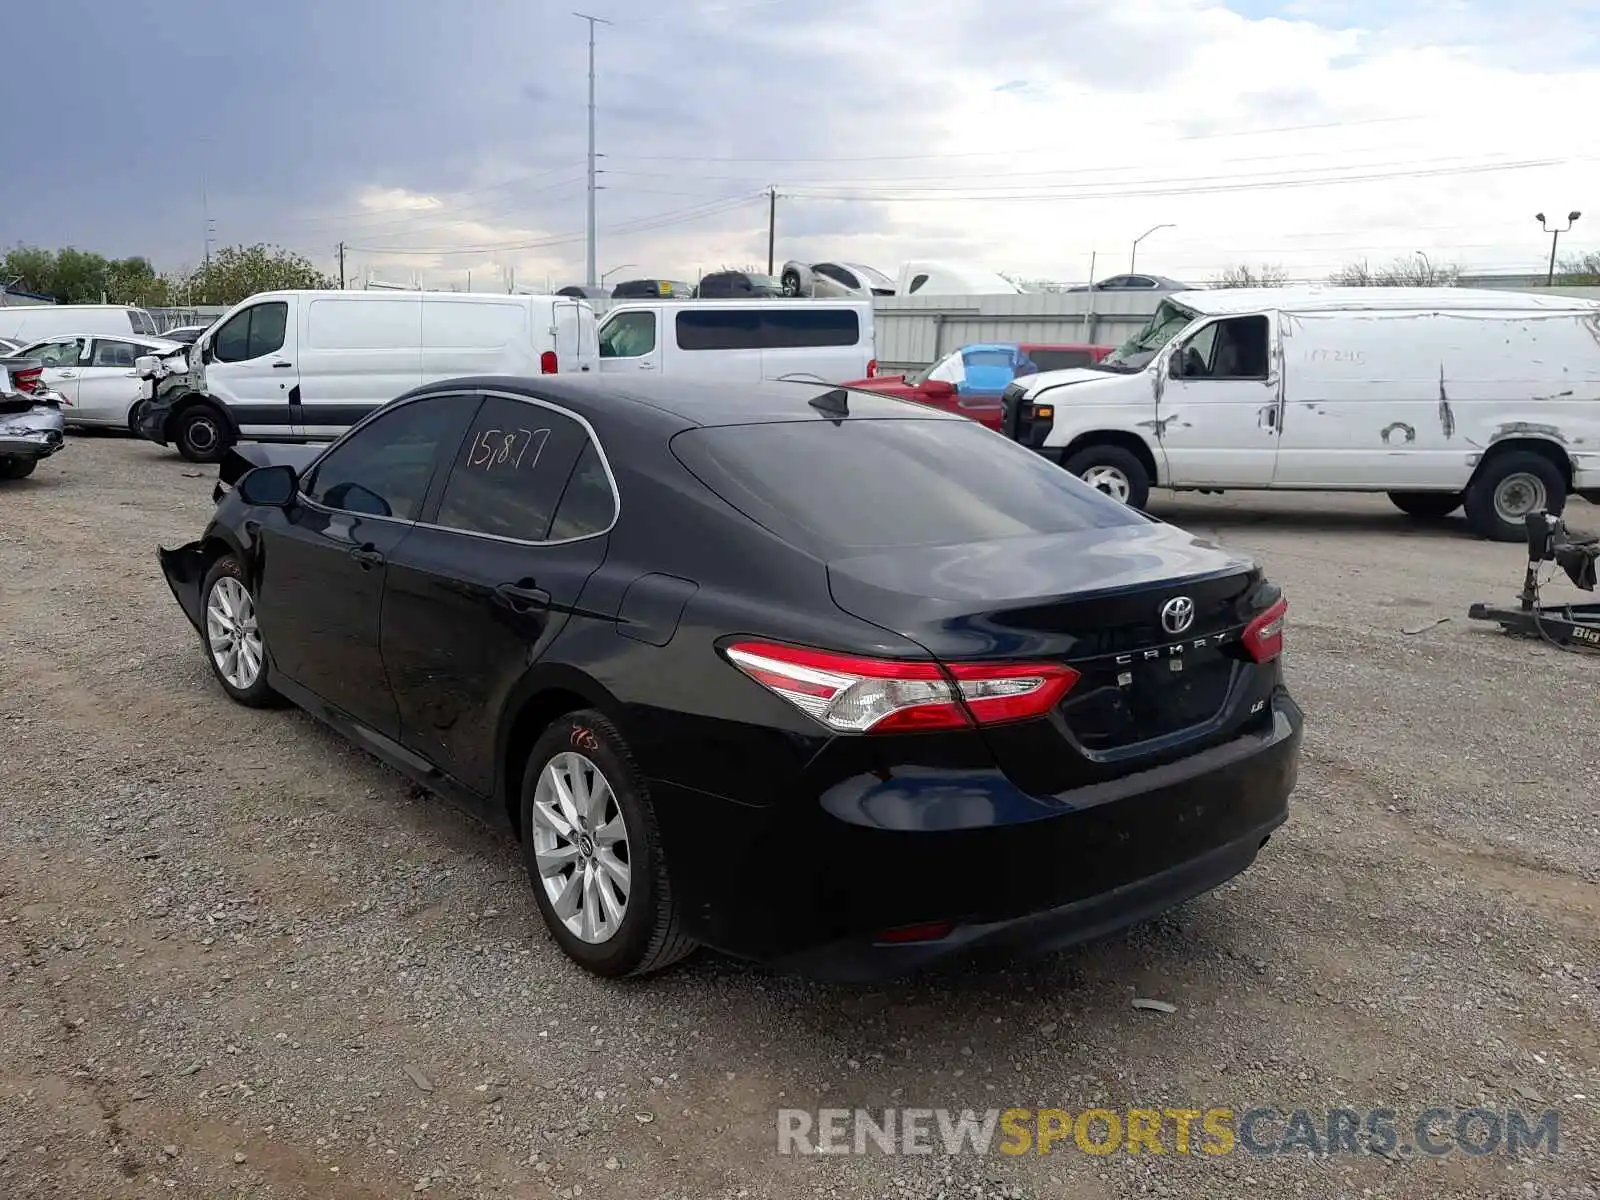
(875, 921, 955, 944)
(11, 366, 42, 394)
(866, 359, 878, 378)
(1241, 597, 1288, 663)
(722, 641, 1078, 734)
(540, 350, 558, 374)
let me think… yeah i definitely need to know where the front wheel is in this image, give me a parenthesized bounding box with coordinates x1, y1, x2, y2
(174, 404, 231, 464)
(520, 710, 697, 978)
(1463, 452, 1566, 542)
(781, 270, 803, 297)
(1388, 490, 1461, 519)
(1060, 444, 1151, 510)
(200, 555, 280, 707)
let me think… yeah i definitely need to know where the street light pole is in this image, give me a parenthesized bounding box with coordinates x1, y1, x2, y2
(576, 12, 611, 289)
(1535, 211, 1582, 287)
(1130, 223, 1174, 274)
(601, 263, 635, 287)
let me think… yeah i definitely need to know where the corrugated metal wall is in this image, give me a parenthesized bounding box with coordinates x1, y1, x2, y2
(870, 292, 1164, 371)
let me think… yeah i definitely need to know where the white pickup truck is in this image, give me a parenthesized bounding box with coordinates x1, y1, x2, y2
(1001, 286, 1600, 541)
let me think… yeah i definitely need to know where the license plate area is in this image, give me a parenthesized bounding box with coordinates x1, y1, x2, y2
(1061, 650, 1237, 752)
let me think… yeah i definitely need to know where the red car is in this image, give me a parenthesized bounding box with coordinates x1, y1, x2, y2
(842, 341, 1113, 430)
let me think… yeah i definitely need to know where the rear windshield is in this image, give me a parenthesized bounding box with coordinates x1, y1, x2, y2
(672, 418, 1142, 555)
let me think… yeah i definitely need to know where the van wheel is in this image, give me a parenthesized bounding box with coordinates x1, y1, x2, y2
(1388, 491, 1461, 519)
(1463, 451, 1566, 542)
(174, 404, 231, 464)
(1061, 444, 1151, 509)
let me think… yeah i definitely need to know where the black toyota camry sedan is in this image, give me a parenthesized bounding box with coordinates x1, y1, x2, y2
(159, 376, 1302, 981)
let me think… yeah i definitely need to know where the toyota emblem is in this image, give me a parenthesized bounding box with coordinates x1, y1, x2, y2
(1160, 596, 1195, 635)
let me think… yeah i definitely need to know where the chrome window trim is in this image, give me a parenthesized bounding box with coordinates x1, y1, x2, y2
(293, 386, 620, 546)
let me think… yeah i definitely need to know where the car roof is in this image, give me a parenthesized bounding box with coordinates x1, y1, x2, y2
(1171, 286, 1600, 315)
(411, 374, 963, 431)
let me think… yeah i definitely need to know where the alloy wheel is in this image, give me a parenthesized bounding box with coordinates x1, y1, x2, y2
(531, 752, 632, 944)
(206, 576, 264, 689)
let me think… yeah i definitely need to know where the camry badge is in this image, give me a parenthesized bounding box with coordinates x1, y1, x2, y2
(1161, 596, 1195, 635)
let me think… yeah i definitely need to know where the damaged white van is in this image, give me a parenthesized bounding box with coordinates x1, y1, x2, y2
(1001, 287, 1600, 540)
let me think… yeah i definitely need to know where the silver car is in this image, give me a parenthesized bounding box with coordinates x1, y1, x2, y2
(0, 354, 67, 480)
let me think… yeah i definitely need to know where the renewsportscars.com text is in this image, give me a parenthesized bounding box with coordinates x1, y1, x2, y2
(776, 1106, 1560, 1159)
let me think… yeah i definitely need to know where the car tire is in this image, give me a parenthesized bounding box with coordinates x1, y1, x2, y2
(1061, 444, 1151, 509)
(127, 399, 149, 437)
(174, 404, 231, 464)
(1463, 451, 1566, 542)
(1387, 490, 1461, 519)
(0, 457, 37, 480)
(781, 269, 803, 297)
(519, 709, 697, 979)
(199, 554, 281, 708)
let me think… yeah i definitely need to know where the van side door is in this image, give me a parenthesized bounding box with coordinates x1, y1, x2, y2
(296, 296, 423, 440)
(204, 298, 297, 440)
(1154, 313, 1280, 486)
(597, 307, 661, 375)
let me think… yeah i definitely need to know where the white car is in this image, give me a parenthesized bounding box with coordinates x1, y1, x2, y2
(16, 333, 183, 432)
(780, 260, 896, 299)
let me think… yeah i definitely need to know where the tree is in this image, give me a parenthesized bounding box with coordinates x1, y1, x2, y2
(1329, 254, 1460, 287)
(1211, 263, 1288, 288)
(3, 244, 182, 304)
(1555, 251, 1600, 285)
(183, 243, 334, 306)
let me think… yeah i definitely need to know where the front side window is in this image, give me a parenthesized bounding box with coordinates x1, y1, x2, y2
(24, 338, 86, 368)
(432, 395, 592, 542)
(598, 311, 657, 358)
(212, 301, 288, 363)
(302, 392, 479, 521)
(1175, 316, 1270, 380)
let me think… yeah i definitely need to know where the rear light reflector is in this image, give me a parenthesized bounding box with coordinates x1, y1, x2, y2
(540, 350, 558, 374)
(866, 359, 878, 378)
(11, 366, 42, 394)
(1242, 597, 1287, 663)
(722, 641, 1078, 734)
(874, 921, 955, 944)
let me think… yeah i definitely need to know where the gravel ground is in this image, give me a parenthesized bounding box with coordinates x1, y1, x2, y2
(1, 436, 1597, 1200)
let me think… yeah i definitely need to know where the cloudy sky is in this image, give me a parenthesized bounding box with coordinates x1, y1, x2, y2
(8, 0, 1598, 290)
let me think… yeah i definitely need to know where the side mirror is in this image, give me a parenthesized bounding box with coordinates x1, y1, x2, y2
(134, 354, 159, 376)
(922, 379, 956, 397)
(236, 464, 298, 507)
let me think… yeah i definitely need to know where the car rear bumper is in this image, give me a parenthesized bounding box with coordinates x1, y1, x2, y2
(652, 690, 1302, 980)
(0, 398, 68, 461)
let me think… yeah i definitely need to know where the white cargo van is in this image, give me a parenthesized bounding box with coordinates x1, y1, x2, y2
(140, 290, 599, 461)
(0, 303, 161, 341)
(596, 299, 875, 383)
(1001, 287, 1600, 540)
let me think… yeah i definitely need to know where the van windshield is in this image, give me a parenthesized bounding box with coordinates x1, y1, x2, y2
(1094, 300, 1196, 372)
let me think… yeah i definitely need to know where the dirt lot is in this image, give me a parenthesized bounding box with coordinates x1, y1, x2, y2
(1, 436, 1597, 1200)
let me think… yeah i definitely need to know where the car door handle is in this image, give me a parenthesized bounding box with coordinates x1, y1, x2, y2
(123, 370, 139, 377)
(637, 362, 654, 369)
(272, 360, 294, 368)
(56, 370, 76, 378)
(1259, 405, 1278, 430)
(350, 546, 385, 569)
(495, 581, 551, 612)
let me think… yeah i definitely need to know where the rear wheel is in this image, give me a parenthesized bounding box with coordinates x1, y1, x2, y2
(1388, 490, 1461, 518)
(781, 269, 803, 297)
(1463, 451, 1566, 542)
(174, 403, 231, 464)
(519, 710, 697, 978)
(1060, 444, 1151, 509)
(0, 457, 37, 480)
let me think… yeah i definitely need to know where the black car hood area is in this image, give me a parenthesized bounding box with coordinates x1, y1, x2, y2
(826, 520, 1258, 660)
(218, 442, 326, 488)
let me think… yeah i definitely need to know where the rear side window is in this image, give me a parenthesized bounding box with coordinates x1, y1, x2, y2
(677, 309, 760, 352)
(672, 418, 1141, 555)
(675, 308, 859, 351)
(547, 440, 617, 540)
(432, 395, 592, 542)
(1028, 349, 1094, 371)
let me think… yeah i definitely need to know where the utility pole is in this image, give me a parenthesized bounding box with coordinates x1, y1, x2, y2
(767, 187, 777, 276)
(576, 12, 611, 289)
(337, 242, 346, 289)
(1535, 211, 1581, 287)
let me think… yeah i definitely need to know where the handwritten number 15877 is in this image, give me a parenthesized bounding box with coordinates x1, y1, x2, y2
(467, 427, 550, 471)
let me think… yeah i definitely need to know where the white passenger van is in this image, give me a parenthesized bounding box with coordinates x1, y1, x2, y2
(140, 290, 600, 462)
(1001, 287, 1600, 540)
(596, 299, 875, 383)
(0, 303, 161, 341)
